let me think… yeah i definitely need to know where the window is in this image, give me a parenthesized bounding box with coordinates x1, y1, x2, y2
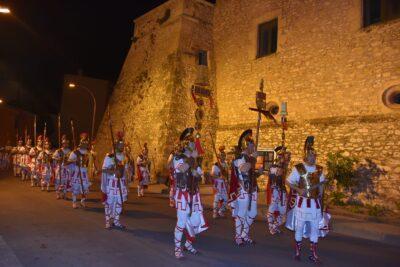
(363, 0, 400, 27)
(257, 18, 278, 58)
(198, 50, 208, 66)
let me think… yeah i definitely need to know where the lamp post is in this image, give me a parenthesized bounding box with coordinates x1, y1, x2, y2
(0, 6, 11, 14)
(68, 83, 97, 142)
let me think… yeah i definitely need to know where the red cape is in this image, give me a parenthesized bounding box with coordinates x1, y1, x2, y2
(228, 163, 239, 203)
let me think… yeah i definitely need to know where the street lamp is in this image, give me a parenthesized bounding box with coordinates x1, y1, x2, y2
(68, 83, 97, 142)
(0, 99, 3, 104)
(0, 6, 11, 14)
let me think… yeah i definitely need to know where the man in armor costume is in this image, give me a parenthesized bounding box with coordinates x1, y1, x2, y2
(167, 143, 179, 208)
(286, 136, 329, 263)
(211, 158, 228, 219)
(88, 140, 98, 183)
(67, 133, 91, 209)
(230, 129, 260, 246)
(20, 137, 33, 182)
(11, 139, 25, 177)
(0, 141, 12, 171)
(29, 135, 43, 187)
(53, 135, 72, 199)
(123, 142, 135, 187)
(266, 146, 291, 235)
(38, 137, 53, 192)
(172, 128, 208, 259)
(136, 146, 150, 197)
(101, 131, 129, 229)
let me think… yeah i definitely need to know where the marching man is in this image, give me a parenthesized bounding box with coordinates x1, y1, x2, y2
(53, 135, 72, 200)
(172, 128, 208, 259)
(21, 137, 33, 182)
(266, 146, 291, 235)
(38, 138, 53, 192)
(230, 129, 259, 246)
(11, 139, 25, 177)
(286, 136, 328, 263)
(68, 133, 91, 209)
(211, 161, 228, 219)
(29, 135, 43, 187)
(136, 146, 150, 197)
(101, 131, 128, 229)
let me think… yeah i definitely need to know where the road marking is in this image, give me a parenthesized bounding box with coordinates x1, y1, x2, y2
(0, 235, 23, 267)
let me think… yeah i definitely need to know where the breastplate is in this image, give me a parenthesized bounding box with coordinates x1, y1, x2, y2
(43, 152, 51, 164)
(298, 172, 320, 199)
(269, 173, 283, 187)
(175, 172, 190, 189)
(77, 151, 89, 167)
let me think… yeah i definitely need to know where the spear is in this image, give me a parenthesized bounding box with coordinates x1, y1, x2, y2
(34, 116, 37, 147)
(58, 114, 61, 149)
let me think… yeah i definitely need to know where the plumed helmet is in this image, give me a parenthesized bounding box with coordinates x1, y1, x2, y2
(180, 127, 194, 142)
(61, 134, 70, 145)
(115, 131, 124, 145)
(303, 136, 316, 159)
(79, 132, 89, 147)
(26, 136, 32, 144)
(44, 137, 51, 146)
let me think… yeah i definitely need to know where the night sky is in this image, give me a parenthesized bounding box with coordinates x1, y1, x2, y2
(0, 0, 170, 114)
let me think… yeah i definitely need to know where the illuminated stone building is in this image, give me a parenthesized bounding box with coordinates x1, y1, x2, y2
(95, 0, 400, 208)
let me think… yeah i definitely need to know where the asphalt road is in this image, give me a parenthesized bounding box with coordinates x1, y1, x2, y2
(0, 173, 399, 267)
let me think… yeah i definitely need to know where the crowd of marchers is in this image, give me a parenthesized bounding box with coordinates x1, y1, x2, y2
(0, 127, 330, 263)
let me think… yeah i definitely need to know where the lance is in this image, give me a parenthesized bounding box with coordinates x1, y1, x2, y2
(58, 114, 61, 149)
(70, 119, 76, 149)
(280, 102, 288, 148)
(107, 107, 124, 212)
(43, 122, 47, 150)
(209, 132, 228, 179)
(57, 114, 62, 185)
(34, 116, 37, 147)
(254, 80, 264, 150)
(24, 127, 27, 144)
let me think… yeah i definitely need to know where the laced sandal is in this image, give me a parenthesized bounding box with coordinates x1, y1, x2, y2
(175, 247, 184, 259)
(114, 222, 126, 230)
(235, 237, 244, 246)
(184, 243, 198, 255)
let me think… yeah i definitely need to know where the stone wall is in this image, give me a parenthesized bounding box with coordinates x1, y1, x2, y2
(95, 0, 400, 209)
(213, 0, 400, 209)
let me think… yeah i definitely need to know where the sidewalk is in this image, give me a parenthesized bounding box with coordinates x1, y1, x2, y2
(139, 183, 400, 247)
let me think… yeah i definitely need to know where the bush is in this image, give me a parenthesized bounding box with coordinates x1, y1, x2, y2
(348, 205, 363, 214)
(366, 204, 387, 217)
(327, 152, 358, 190)
(330, 191, 346, 206)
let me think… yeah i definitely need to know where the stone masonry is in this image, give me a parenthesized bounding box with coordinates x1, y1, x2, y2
(95, 0, 400, 210)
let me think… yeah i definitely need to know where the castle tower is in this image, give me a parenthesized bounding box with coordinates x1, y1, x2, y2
(95, 0, 216, 178)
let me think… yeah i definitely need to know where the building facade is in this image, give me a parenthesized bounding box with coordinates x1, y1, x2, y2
(95, 0, 400, 209)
